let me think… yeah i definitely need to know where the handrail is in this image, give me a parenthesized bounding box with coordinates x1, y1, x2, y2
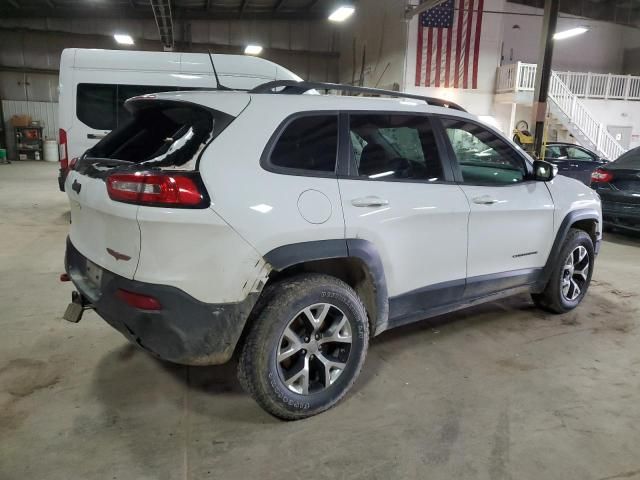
(548, 72, 626, 160)
(495, 62, 628, 160)
(496, 62, 640, 100)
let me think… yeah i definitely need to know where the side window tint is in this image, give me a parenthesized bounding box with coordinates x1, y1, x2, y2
(566, 146, 594, 160)
(117, 85, 178, 126)
(544, 146, 564, 159)
(77, 83, 117, 130)
(269, 115, 338, 173)
(443, 119, 526, 185)
(349, 114, 444, 181)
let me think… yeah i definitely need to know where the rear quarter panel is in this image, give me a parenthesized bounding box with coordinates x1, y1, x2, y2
(198, 97, 347, 258)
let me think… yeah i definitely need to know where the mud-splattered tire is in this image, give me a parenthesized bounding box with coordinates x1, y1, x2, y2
(532, 229, 594, 314)
(237, 274, 369, 420)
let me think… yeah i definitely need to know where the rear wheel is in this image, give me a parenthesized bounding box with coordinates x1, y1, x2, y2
(532, 229, 594, 313)
(238, 274, 369, 420)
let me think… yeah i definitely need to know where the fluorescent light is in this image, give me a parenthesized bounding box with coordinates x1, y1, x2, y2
(328, 6, 355, 22)
(114, 34, 134, 45)
(553, 27, 588, 40)
(244, 45, 263, 55)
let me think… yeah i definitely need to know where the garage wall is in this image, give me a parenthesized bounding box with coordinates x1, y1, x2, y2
(404, 0, 507, 117)
(1, 100, 58, 160)
(0, 16, 341, 102)
(501, 2, 640, 74)
(337, 0, 407, 90)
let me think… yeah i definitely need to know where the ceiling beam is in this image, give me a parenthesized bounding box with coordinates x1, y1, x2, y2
(150, 0, 175, 50)
(6, 0, 19, 8)
(0, 6, 326, 20)
(239, 0, 249, 16)
(273, 0, 287, 11)
(404, 0, 448, 19)
(0, 27, 339, 59)
(44, 0, 56, 8)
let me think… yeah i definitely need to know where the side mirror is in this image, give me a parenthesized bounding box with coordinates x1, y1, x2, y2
(533, 160, 557, 181)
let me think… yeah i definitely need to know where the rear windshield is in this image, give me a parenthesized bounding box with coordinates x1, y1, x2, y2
(611, 148, 640, 169)
(85, 100, 232, 170)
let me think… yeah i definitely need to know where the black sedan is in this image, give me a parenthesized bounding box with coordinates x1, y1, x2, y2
(543, 142, 607, 185)
(591, 147, 640, 233)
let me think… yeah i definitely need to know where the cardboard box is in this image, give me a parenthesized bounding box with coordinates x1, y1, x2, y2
(11, 115, 32, 127)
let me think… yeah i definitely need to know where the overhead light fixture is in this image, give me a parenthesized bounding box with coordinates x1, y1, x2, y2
(553, 27, 589, 40)
(328, 5, 355, 22)
(114, 34, 134, 45)
(244, 45, 263, 55)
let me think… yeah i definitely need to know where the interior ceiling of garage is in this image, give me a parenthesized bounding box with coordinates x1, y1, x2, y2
(0, 0, 334, 20)
(509, 0, 640, 28)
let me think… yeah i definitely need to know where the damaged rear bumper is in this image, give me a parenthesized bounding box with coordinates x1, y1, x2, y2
(65, 237, 258, 365)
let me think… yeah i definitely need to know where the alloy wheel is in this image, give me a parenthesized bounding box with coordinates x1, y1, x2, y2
(277, 303, 353, 395)
(561, 245, 590, 301)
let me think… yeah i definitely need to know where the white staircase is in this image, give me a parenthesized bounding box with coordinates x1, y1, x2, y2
(496, 62, 630, 160)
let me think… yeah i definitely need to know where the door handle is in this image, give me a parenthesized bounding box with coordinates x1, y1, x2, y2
(351, 196, 389, 207)
(87, 133, 107, 139)
(472, 195, 499, 205)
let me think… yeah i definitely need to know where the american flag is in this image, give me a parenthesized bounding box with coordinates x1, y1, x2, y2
(415, 0, 484, 89)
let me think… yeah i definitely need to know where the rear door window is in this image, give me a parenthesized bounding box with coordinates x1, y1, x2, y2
(267, 115, 338, 173)
(566, 146, 595, 161)
(348, 114, 444, 181)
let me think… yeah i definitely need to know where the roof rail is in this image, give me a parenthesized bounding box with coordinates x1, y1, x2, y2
(249, 80, 467, 112)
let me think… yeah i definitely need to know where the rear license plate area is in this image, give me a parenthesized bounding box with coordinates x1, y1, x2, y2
(85, 259, 103, 289)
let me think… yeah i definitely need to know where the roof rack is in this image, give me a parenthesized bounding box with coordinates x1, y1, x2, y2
(249, 80, 467, 112)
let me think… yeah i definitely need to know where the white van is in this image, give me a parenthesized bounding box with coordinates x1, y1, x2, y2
(57, 48, 303, 190)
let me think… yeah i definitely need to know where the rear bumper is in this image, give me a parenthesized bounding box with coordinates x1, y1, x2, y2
(65, 238, 258, 365)
(602, 201, 640, 232)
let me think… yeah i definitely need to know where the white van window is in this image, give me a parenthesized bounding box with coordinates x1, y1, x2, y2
(77, 83, 204, 131)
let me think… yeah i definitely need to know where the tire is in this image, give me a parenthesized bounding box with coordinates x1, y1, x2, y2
(532, 228, 594, 313)
(237, 273, 369, 420)
(513, 134, 522, 146)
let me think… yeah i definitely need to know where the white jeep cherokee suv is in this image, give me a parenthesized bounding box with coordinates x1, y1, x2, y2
(63, 81, 602, 420)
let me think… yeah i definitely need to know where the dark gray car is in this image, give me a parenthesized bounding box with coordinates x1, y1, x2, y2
(590, 146, 640, 233)
(543, 142, 607, 185)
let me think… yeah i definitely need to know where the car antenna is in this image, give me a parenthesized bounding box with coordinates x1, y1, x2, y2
(207, 50, 232, 91)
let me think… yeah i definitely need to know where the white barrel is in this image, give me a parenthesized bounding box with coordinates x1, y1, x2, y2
(44, 139, 59, 162)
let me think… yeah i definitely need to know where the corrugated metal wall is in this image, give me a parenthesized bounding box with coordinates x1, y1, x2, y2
(1, 100, 58, 160)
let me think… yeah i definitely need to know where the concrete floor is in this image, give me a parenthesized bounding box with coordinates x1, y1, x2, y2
(1, 161, 639, 480)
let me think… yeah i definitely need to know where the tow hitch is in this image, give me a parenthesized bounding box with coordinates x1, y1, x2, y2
(63, 290, 93, 323)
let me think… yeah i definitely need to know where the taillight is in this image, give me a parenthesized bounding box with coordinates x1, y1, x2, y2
(106, 172, 207, 208)
(591, 168, 614, 183)
(116, 289, 162, 310)
(59, 128, 68, 170)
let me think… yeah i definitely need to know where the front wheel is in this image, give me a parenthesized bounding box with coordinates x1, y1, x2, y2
(238, 274, 369, 420)
(532, 229, 594, 313)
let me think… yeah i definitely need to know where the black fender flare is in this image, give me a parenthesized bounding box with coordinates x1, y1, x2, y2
(264, 239, 389, 335)
(534, 208, 600, 292)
